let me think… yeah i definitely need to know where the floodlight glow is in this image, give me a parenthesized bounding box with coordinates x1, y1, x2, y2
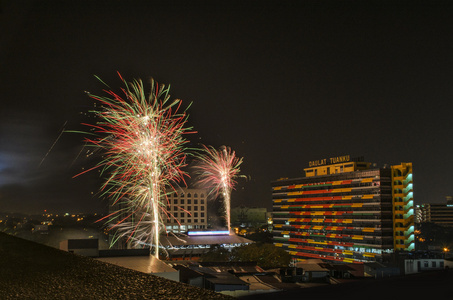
(188, 230, 230, 236)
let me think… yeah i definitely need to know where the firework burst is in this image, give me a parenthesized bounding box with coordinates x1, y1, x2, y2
(193, 145, 244, 233)
(79, 72, 192, 258)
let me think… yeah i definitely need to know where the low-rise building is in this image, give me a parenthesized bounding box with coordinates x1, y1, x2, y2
(160, 232, 253, 260)
(404, 258, 446, 274)
(416, 197, 453, 227)
(60, 239, 99, 257)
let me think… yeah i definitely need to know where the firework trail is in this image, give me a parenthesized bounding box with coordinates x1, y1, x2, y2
(39, 120, 67, 167)
(193, 145, 244, 233)
(79, 72, 192, 259)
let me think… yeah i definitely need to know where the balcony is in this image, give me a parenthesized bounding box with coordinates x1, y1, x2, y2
(405, 225, 414, 237)
(403, 183, 413, 195)
(393, 175, 404, 182)
(393, 192, 404, 199)
(404, 200, 414, 212)
(404, 192, 413, 203)
(404, 209, 414, 219)
(405, 235, 414, 245)
(403, 173, 413, 186)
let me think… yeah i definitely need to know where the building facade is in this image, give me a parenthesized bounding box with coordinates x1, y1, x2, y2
(108, 187, 209, 248)
(416, 197, 453, 227)
(164, 188, 208, 233)
(272, 156, 414, 264)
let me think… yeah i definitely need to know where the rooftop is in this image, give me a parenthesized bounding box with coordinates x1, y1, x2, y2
(97, 255, 177, 274)
(161, 233, 253, 247)
(0, 232, 232, 299)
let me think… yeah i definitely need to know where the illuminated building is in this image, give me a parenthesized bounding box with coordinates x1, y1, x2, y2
(416, 197, 453, 227)
(272, 155, 414, 264)
(164, 188, 208, 233)
(108, 188, 208, 248)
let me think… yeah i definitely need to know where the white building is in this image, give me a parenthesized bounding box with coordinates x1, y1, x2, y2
(404, 258, 450, 274)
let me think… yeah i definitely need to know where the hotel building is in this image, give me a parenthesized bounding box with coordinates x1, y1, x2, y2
(108, 187, 208, 249)
(164, 188, 208, 233)
(272, 156, 414, 264)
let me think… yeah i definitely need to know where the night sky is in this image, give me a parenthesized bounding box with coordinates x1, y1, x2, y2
(1, 0, 453, 214)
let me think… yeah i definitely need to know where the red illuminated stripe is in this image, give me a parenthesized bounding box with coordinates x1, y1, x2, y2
(280, 230, 361, 241)
(288, 238, 354, 248)
(288, 196, 343, 202)
(285, 225, 355, 231)
(292, 218, 314, 222)
(286, 202, 359, 208)
(291, 211, 353, 216)
(302, 189, 333, 194)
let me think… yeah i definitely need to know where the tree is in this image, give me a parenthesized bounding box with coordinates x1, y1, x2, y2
(245, 225, 273, 243)
(416, 222, 453, 251)
(232, 243, 291, 269)
(199, 244, 231, 262)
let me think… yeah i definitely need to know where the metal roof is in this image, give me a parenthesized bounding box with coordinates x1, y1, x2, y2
(96, 255, 177, 274)
(161, 233, 253, 247)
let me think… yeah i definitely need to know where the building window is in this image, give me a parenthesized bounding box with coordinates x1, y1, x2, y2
(201, 199, 205, 204)
(188, 219, 191, 223)
(173, 199, 178, 204)
(181, 199, 184, 204)
(194, 199, 198, 204)
(201, 213, 205, 217)
(194, 193, 198, 197)
(194, 219, 198, 223)
(201, 206, 205, 211)
(188, 199, 191, 204)
(194, 206, 198, 211)
(188, 206, 191, 211)
(174, 213, 178, 218)
(424, 261, 429, 268)
(187, 193, 191, 197)
(194, 213, 198, 217)
(432, 261, 436, 268)
(201, 219, 205, 223)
